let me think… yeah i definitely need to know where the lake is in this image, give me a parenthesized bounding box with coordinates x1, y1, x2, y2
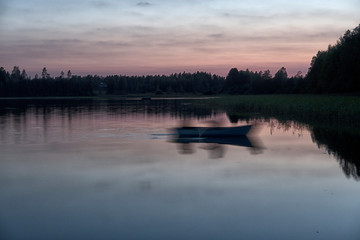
(0, 98, 359, 240)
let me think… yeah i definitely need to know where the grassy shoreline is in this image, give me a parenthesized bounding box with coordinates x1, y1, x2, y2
(0, 93, 213, 100)
(1, 94, 359, 125)
(202, 95, 360, 129)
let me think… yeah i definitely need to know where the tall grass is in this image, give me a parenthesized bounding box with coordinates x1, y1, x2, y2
(203, 95, 360, 129)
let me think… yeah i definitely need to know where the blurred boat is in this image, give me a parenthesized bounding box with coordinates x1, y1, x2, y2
(175, 136, 253, 148)
(175, 125, 252, 138)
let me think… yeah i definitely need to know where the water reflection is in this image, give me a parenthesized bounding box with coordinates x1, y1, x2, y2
(1, 99, 360, 239)
(310, 127, 360, 180)
(0, 98, 359, 179)
(173, 136, 263, 158)
(228, 113, 360, 181)
(0, 98, 216, 144)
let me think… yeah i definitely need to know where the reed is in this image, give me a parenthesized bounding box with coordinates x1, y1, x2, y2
(203, 95, 360, 129)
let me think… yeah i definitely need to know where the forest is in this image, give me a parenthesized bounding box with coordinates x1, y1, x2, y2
(0, 24, 359, 97)
(307, 24, 360, 93)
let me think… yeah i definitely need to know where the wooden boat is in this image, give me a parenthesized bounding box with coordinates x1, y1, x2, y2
(175, 136, 254, 148)
(175, 125, 252, 138)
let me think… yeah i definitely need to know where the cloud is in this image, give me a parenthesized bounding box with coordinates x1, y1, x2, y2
(91, 1, 113, 8)
(221, 12, 273, 20)
(0, 0, 8, 23)
(208, 33, 224, 39)
(1, 0, 358, 78)
(136, 2, 151, 6)
(95, 41, 132, 48)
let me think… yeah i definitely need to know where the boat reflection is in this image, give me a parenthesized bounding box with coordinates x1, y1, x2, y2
(173, 135, 264, 158)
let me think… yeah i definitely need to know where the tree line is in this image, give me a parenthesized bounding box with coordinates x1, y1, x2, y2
(306, 24, 360, 93)
(0, 65, 304, 97)
(0, 67, 93, 97)
(0, 68, 226, 97)
(1, 24, 359, 97)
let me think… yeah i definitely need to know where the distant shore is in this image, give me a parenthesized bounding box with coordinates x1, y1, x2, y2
(0, 94, 218, 100)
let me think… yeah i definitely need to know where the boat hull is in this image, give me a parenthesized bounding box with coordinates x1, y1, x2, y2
(175, 125, 252, 137)
(175, 136, 253, 147)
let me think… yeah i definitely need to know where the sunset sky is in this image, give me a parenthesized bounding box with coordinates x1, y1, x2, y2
(1, 0, 359, 77)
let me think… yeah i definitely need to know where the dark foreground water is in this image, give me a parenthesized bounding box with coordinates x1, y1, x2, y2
(0, 99, 359, 240)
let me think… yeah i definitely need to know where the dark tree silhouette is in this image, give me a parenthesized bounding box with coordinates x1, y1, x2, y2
(307, 24, 360, 93)
(42, 67, 50, 79)
(67, 70, 72, 79)
(11, 66, 21, 81)
(225, 68, 241, 94)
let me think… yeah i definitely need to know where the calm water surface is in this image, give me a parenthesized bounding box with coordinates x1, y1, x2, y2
(0, 99, 359, 240)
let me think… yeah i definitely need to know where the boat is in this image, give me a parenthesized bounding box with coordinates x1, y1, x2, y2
(175, 136, 254, 148)
(175, 125, 252, 138)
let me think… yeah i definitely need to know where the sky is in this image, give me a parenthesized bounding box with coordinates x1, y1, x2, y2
(0, 0, 359, 77)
